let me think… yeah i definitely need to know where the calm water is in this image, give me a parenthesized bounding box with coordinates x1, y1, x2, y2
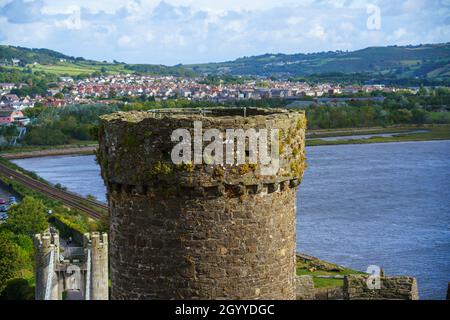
(12, 140, 450, 299)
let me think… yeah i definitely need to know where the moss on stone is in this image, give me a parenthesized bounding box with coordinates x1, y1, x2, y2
(122, 134, 140, 151)
(290, 153, 307, 178)
(213, 166, 224, 180)
(297, 117, 307, 130)
(149, 161, 173, 177)
(176, 162, 194, 172)
(238, 164, 250, 175)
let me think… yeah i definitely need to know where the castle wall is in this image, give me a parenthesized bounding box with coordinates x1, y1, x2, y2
(33, 233, 60, 300)
(295, 275, 315, 300)
(98, 108, 307, 300)
(84, 232, 109, 300)
(343, 275, 419, 300)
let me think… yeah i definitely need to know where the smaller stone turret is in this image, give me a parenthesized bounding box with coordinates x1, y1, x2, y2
(84, 232, 109, 300)
(33, 232, 60, 300)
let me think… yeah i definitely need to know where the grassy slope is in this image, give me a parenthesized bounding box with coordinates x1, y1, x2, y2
(27, 62, 132, 76)
(296, 255, 364, 288)
(186, 43, 450, 78)
(3, 43, 449, 78)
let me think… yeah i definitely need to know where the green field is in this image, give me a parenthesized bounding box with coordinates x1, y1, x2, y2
(296, 255, 364, 288)
(27, 62, 132, 76)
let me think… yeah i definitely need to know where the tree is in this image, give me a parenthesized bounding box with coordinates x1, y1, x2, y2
(5, 196, 48, 236)
(389, 108, 413, 124)
(0, 233, 21, 292)
(108, 89, 117, 99)
(0, 125, 19, 146)
(0, 278, 34, 300)
(23, 127, 68, 145)
(411, 108, 427, 124)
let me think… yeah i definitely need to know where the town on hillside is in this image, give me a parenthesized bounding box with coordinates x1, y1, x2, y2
(0, 72, 418, 127)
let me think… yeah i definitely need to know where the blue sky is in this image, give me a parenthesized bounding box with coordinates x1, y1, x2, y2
(0, 0, 449, 65)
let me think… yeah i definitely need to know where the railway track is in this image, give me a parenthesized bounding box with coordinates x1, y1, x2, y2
(0, 162, 107, 220)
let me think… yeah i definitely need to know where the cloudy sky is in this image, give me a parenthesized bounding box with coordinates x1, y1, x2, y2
(0, 0, 449, 65)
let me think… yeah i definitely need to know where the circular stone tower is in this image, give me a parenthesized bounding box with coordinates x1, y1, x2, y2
(97, 108, 307, 300)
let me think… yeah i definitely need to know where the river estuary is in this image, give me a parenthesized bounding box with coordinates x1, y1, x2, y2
(12, 140, 450, 299)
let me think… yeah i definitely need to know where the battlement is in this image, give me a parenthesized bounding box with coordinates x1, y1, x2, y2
(84, 232, 108, 248)
(107, 178, 302, 200)
(34, 232, 60, 250)
(100, 107, 305, 121)
(98, 107, 307, 190)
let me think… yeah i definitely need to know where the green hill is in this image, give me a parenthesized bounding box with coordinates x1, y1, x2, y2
(185, 43, 450, 80)
(0, 45, 195, 77)
(0, 43, 449, 81)
(0, 45, 76, 65)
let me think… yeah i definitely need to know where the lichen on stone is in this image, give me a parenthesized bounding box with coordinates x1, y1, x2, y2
(149, 161, 173, 177)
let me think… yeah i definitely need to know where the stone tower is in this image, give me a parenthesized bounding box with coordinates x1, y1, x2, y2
(34, 232, 60, 300)
(84, 232, 109, 300)
(97, 108, 307, 299)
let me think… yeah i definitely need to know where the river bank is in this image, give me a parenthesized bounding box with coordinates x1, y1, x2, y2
(307, 124, 450, 146)
(0, 145, 96, 159)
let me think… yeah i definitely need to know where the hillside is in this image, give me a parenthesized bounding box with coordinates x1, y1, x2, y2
(186, 43, 450, 80)
(0, 43, 449, 81)
(0, 45, 77, 65)
(0, 45, 195, 77)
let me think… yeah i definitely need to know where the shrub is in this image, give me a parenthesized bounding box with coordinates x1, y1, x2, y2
(4, 196, 48, 236)
(0, 278, 34, 300)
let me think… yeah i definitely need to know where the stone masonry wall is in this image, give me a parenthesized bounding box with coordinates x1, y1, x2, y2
(295, 276, 315, 300)
(34, 232, 60, 300)
(98, 108, 307, 300)
(343, 275, 419, 300)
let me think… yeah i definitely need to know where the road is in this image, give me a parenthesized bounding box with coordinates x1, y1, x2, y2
(0, 162, 106, 220)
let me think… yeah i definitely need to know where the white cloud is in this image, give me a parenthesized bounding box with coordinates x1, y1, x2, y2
(0, 0, 448, 64)
(393, 27, 408, 38)
(117, 35, 132, 46)
(287, 16, 304, 26)
(402, 0, 425, 13)
(145, 32, 154, 42)
(340, 22, 355, 31)
(161, 33, 185, 46)
(308, 24, 326, 40)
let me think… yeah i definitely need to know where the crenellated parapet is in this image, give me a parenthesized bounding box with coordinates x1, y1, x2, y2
(97, 108, 306, 192)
